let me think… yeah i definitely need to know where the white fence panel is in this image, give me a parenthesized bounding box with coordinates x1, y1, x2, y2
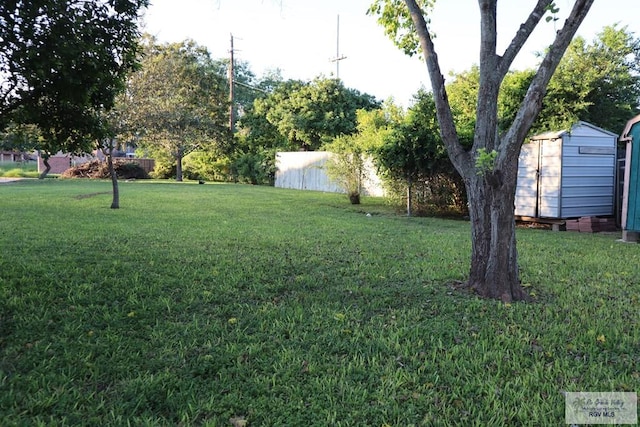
(275, 151, 385, 197)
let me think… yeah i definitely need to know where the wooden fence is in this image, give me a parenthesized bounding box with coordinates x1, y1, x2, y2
(119, 158, 155, 174)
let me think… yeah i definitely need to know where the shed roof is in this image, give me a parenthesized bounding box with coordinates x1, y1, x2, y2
(531, 129, 565, 140)
(532, 121, 618, 141)
(620, 114, 640, 142)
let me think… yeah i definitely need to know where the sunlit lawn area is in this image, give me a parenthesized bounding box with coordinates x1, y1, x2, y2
(0, 161, 39, 178)
(0, 179, 638, 426)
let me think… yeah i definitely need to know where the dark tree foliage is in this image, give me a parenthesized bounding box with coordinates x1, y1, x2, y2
(239, 79, 304, 152)
(0, 0, 148, 165)
(378, 91, 446, 182)
(445, 25, 640, 137)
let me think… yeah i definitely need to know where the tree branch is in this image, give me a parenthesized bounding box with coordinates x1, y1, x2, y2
(478, 0, 499, 71)
(403, 0, 470, 172)
(498, 0, 552, 77)
(500, 0, 596, 160)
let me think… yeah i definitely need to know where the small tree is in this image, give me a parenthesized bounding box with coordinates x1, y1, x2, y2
(102, 138, 120, 209)
(324, 108, 393, 204)
(377, 90, 464, 216)
(325, 135, 367, 204)
(119, 37, 231, 181)
(0, 0, 148, 179)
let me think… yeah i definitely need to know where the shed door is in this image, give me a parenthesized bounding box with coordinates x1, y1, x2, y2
(515, 142, 540, 217)
(538, 139, 562, 218)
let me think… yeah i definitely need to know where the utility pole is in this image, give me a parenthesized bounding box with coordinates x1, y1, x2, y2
(329, 15, 346, 79)
(229, 33, 235, 133)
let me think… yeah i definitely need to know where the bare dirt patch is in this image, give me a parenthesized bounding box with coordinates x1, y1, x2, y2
(73, 191, 111, 200)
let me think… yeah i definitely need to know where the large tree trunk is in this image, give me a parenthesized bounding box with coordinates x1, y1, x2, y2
(465, 170, 529, 302)
(38, 156, 51, 179)
(176, 153, 183, 182)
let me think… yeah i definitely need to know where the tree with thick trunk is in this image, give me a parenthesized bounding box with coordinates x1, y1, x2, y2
(38, 151, 52, 180)
(371, 0, 595, 301)
(101, 139, 120, 209)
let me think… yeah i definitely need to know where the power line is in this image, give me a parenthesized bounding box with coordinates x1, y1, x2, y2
(233, 80, 268, 94)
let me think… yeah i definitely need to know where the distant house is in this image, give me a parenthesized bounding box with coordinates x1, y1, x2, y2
(515, 121, 618, 219)
(37, 152, 94, 175)
(620, 114, 640, 242)
(0, 151, 30, 162)
(36, 144, 144, 175)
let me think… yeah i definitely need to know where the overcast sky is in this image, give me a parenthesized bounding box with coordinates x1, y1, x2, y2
(142, 0, 639, 107)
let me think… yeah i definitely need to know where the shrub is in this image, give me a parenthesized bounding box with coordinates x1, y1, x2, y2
(183, 151, 232, 182)
(0, 161, 38, 178)
(149, 158, 175, 179)
(3, 167, 33, 178)
(60, 159, 149, 179)
(324, 135, 369, 204)
(382, 171, 468, 217)
(115, 161, 149, 179)
(230, 151, 276, 185)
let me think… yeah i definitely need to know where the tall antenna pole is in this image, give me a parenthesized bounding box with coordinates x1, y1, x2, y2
(330, 15, 346, 79)
(229, 33, 235, 133)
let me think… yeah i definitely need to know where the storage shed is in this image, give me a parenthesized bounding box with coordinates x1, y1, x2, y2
(620, 114, 640, 241)
(515, 121, 617, 219)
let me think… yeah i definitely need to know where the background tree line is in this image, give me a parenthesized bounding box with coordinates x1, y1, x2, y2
(2, 5, 638, 216)
(126, 24, 638, 216)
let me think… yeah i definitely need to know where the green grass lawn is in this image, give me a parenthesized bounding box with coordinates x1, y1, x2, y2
(0, 179, 638, 426)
